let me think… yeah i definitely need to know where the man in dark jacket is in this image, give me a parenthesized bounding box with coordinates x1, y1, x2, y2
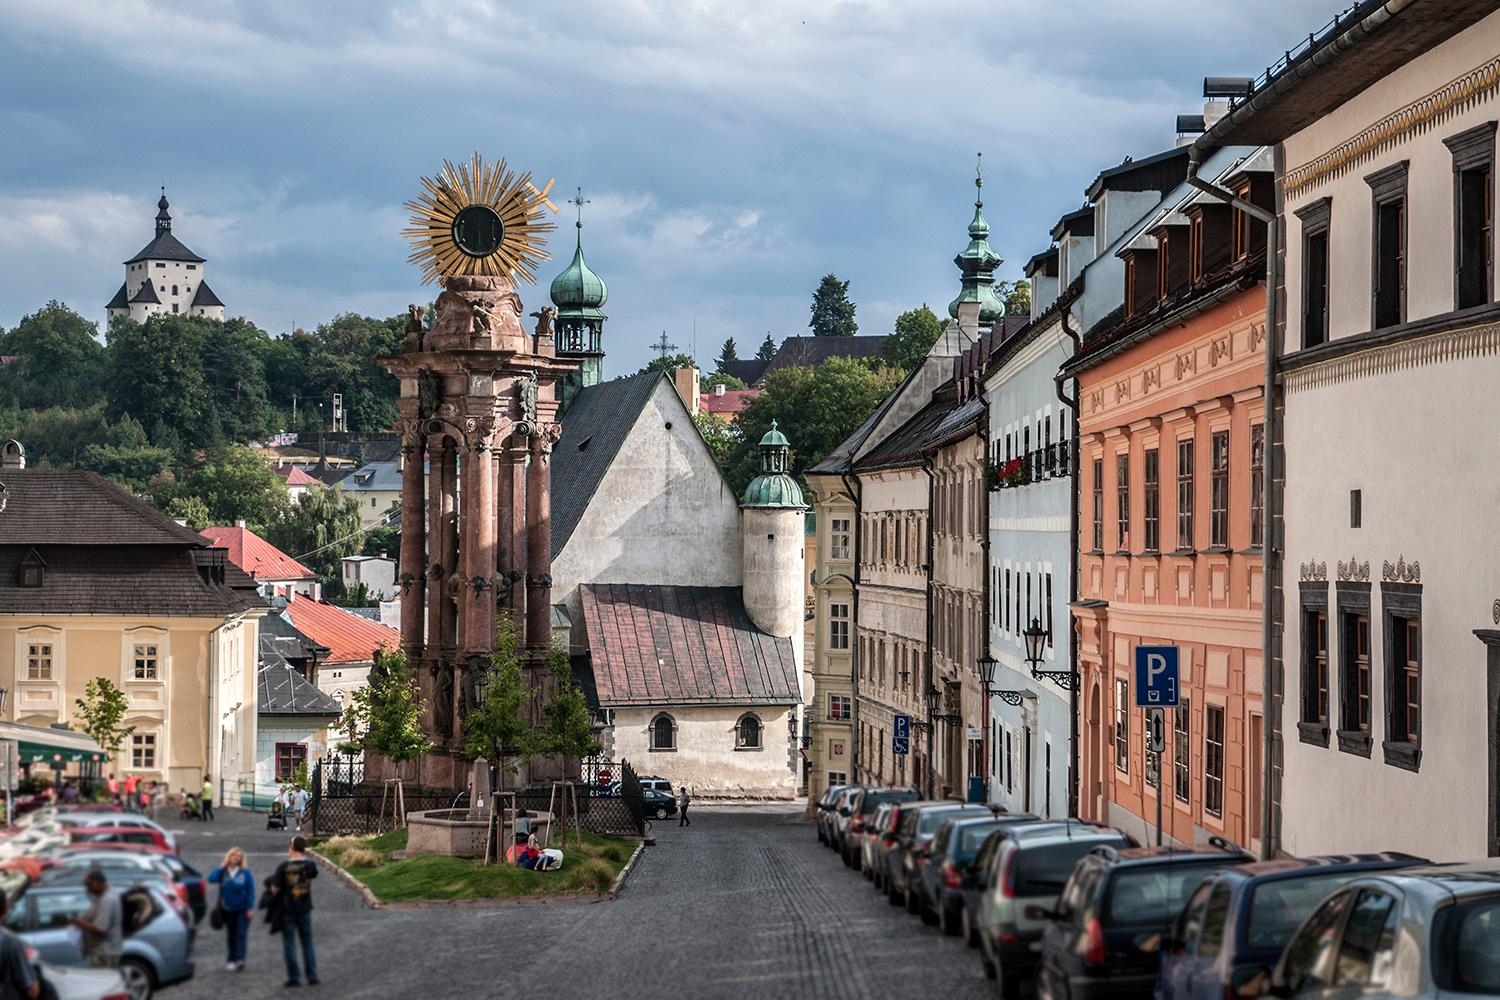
(269, 836, 318, 987)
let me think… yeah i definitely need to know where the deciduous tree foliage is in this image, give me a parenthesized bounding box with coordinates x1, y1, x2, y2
(74, 678, 135, 758)
(340, 648, 432, 765)
(1000, 279, 1031, 316)
(693, 412, 741, 469)
(304, 313, 403, 434)
(809, 273, 858, 337)
(265, 486, 365, 585)
(0, 302, 106, 411)
(883, 305, 945, 372)
(722, 356, 904, 495)
(152, 445, 289, 532)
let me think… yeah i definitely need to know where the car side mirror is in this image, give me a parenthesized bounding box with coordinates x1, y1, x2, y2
(1023, 904, 1055, 921)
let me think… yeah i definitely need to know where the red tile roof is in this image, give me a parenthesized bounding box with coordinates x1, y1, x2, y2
(698, 388, 759, 416)
(271, 465, 318, 488)
(579, 584, 799, 707)
(200, 525, 318, 582)
(283, 594, 400, 663)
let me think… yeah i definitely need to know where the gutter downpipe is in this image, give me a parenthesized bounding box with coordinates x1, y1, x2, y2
(1185, 145, 1278, 859)
(1055, 309, 1082, 821)
(840, 472, 863, 785)
(977, 399, 992, 798)
(922, 455, 937, 799)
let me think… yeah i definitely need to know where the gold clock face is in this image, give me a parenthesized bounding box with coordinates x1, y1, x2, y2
(403, 154, 555, 285)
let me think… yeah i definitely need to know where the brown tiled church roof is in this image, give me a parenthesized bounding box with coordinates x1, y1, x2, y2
(579, 584, 799, 707)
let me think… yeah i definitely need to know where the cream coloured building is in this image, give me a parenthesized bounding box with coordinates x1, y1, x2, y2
(105, 192, 226, 323)
(0, 447, 262, 796)
(804, 470, 856, 803)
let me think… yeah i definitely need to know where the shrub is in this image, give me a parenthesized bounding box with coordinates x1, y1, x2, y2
(320, 836, 362, 858)
(339, 846, 382, 869)
(576, 857, 617, 891)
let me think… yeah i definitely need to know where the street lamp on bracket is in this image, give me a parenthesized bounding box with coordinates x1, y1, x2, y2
(1024, 617, 1077, 690)
(978, 653, 1028, 707)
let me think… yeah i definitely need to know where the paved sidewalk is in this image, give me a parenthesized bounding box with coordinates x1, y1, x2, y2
(166, 803, 991, 999)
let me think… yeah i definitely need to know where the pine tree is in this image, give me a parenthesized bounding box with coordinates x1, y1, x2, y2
(809, 273, 858, 337)
(717, 337, 739, 369)
(756, 334, 777, 361)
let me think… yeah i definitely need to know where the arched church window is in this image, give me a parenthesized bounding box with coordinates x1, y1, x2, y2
(735, 713, 763, 750)
(649, 713, 676, 752)
(171, 285, 178, 296)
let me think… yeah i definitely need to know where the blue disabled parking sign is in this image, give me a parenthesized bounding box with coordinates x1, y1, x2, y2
(892, 714, 910, 755)
(1134, 646, 1180, 707)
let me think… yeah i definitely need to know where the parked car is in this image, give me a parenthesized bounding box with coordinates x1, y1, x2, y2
(641, 788, 677, 819)
(1156, 852, 1424, 1000)
(815, 785, 849, 846)
(32, 866, 192, 927)
(637, 776, 674, 797)
(870, 800, 940, 895)
(972, 821, 1134, 998)
(65, 829, 174, 854)
(1, 826, 69, 861)
(842, 787, 921, 870)
(1269, 857, 1500, 999)
(18, 804, 122, 831)
(10, 882, 193, 1000)
(916, 814, 1036, 933)
(828, 787, 863, 855)
(53, 816, 176, 854)
(887, 802, 993, 912)
(1033, 840, 1253, 1000)
(859, 804, 896, 880)
(33, 948, 131, 1000)
(40, 848, 203, 923)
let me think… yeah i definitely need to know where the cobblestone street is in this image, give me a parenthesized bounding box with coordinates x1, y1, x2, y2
(166, 803, 991, 999)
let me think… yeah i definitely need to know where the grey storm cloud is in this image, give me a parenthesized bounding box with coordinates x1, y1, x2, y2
(0, 0, 1335, 375)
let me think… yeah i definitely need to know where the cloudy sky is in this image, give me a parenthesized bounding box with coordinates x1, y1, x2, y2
(0, 0, 1334, 375)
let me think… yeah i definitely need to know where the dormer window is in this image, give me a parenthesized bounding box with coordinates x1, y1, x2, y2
(18, 549, 44, 588)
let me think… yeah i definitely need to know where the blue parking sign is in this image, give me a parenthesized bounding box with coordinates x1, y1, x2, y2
(1134, 646, 1180, 707)
(892, 714, 910, 755)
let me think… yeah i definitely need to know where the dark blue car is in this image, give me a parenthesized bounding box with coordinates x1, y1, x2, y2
(1154, 852, 1425, 1000)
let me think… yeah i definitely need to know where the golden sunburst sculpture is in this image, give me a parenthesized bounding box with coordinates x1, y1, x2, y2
(402, 153, 557, 285)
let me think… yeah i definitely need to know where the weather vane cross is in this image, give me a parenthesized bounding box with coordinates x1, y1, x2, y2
(653, 331, 679, 360)
(570, 187, 590, 228)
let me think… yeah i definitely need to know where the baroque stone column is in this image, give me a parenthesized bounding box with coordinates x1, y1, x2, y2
(526, 425, 560, 651)
(395, 410, 426, 658)
(500, 435, 528, 634)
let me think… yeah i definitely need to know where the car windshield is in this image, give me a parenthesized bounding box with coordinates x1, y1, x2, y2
(1436, 894, 1500, 993)
(1106, 862, 1229, 925)
(1245, 872, 1364, 950)
(918, 808, 982, 837)
(955, 822, 1006, 861)
(859, 790, 917, 816)
(1015, 841, 1121, 897)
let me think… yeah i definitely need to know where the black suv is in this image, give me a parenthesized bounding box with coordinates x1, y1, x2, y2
(841, 786, 920, 870)
(1032, 839, 1253, 1000)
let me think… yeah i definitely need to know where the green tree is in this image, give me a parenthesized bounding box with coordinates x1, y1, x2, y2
(634, 353, 698, 377)
(339, 648, 431, 764)
(756, 334, 777, 361)
(722, 356, 905, 494)
(462, 615, 531, 769)
(164, 494, 211, 531)
(693, 411, 741, 469)
(200, 317, 273, 442)
(361, 523, 401, 558)
(0, 302, 106, 410)
(883, 305, 945, 372)
(154, 445, 288, 530)
(305, 314, 403, 433)
(809, 273, 858, 337)
(264, 486, 364, 585)
(531, 647, 602, 762)
(74, 678, 135, 759)
(106, 314, 214, 449)
(1000, 279, 1031, 317)
(338, 582, 380, 608)
(262, 330, 316, 431)
(700, 371, 748, 393)
(716, 337, 739, 368)
(0, 404, 110, 469)
(79, 415, 175, 492)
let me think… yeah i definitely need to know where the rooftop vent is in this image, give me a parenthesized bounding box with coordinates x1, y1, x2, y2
(1203, 76, 1254, 99)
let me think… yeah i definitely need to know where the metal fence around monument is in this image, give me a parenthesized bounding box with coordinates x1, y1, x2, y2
(306, 755, 645, 838)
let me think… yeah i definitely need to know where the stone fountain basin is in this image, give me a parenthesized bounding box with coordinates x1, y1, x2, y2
(406, 808, 554, 858)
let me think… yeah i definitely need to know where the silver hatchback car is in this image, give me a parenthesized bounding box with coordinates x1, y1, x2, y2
(1271, 858, 1500, 998)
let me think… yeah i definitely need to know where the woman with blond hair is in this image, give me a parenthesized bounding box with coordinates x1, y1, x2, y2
(207, 847, 255, 971)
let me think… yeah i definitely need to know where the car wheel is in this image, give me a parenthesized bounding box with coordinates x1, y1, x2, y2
(654, 806, 667, 819)
(119, 957, 154, 1000)
(939, 903, 959, 936)
(920, 897, 938, 926)
(961, 907, 977, 948)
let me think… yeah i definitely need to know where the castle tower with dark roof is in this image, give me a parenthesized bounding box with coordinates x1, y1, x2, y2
(106, 190, 225, 324)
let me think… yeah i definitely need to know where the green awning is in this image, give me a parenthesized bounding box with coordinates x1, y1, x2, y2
(0, 723, 108, 765)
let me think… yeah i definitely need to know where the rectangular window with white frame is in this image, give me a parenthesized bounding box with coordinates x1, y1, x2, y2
(828, 602, 850, 651)
(1115, 679, 1130, 774)
(26, 643, 52, 681)
(830, 517, 851, 561)
(828, 694, 851, 721)
(133, 644, 159, 680)
(130, 732, 157, 770)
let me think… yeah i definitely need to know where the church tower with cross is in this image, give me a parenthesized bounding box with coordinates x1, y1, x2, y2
(549, 189, 609, 414)
(106, 190, 226, 324)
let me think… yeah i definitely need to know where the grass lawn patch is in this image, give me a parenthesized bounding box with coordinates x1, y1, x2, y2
(319, 828, 636, 903)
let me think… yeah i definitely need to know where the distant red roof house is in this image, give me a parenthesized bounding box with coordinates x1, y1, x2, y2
(283, 593, 399, 664)
(698, 387, 759, 419)
(271, 464, 318, 489)
(200, 524, 318, 585)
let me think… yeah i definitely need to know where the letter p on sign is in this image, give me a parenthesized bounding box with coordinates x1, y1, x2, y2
(1134, 645, 1180, 707)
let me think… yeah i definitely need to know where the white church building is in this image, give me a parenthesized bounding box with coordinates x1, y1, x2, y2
(106, 191, 225, 323)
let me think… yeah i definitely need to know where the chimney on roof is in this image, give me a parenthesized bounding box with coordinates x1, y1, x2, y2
(236, 519, 247, 528)
(673, 366, 701, 416)
(714, 383, 726, 397)
(1, 440, 25, 470)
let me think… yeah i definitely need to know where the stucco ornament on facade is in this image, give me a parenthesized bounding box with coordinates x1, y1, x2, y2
(1284, 54, 1500, 198)
(1299, 561, 1328, 582)
(1381, 556, 1421, 584)
(1336, 557, 1371, 583)
(1284, 321, 1500, 393)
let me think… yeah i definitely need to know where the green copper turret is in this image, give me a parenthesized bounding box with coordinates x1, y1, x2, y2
(550, 190, 609, 413)
(947, 153, 1006, 324)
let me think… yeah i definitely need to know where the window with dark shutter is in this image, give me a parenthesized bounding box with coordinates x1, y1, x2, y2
(1296, 198, 1332, 348)
(1446, 122, 1496, 310)
(1210, 431, 1229, 548)
(1367, 162, 1409, 330)
(1335, 580, 1374, 757)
